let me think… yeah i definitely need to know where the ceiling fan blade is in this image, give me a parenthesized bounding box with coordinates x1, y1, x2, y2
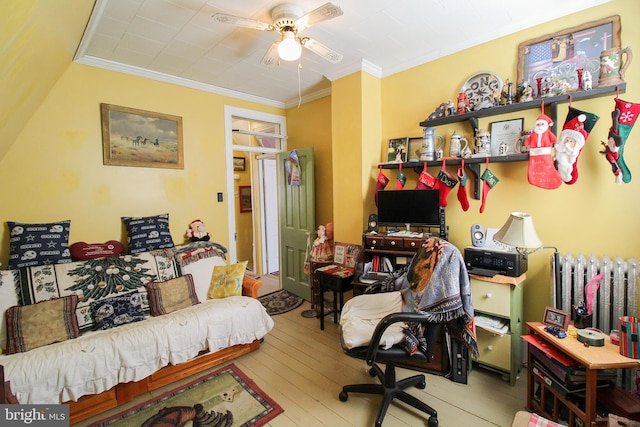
(295, 2, 343, 32)
(301, 37, 343, 64)
(212, 13, 273, 31)
(261, 42, 280, 66)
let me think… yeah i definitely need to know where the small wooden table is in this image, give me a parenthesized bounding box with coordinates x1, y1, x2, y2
(525, 322, 640, 426)
(316, 265, 354, 330)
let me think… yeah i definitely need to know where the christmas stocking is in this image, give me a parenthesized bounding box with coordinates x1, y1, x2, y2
(554, 106, 599, 185)
(479, 159, 499, 214)
(525, 109, 562, 189)
(416, 163, 437, 189)
(608, 96, 640, 183)
(395, 164, 407, 190)
(457, 159, 470, 211)
(374, 166, 390, 206)
(435, 160, 457, 207)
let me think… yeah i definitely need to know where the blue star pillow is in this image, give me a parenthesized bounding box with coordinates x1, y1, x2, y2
(91, 291, 145, 330)
(122, 213, 175, 254)
(7, 220, 72, 269)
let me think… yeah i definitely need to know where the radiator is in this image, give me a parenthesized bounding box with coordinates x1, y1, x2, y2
(551, 254, 640, 333)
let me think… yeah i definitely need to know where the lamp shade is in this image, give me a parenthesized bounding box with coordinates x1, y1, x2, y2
(493, 212, 543, 253)
(277, 30, 301, 61)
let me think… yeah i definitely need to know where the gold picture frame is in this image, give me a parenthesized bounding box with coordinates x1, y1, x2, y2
(100, 103, 184, 169)
(516, 15, 621, 90)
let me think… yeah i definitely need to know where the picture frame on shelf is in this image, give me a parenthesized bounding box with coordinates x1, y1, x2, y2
(386, 137, 409, 163)
(489, 118, 524, 155)
(239, 186, 252, 213)
(407, 137, 423, 162)
(543, 306, 570, 331)
(516, 15, 621, 92)
(100, 103, 183, 169)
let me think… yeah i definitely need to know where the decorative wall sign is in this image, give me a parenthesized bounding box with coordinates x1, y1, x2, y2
(101, 103, 183, 169)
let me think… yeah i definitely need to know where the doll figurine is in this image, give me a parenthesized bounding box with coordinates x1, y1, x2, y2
(186, 219, 210, 242)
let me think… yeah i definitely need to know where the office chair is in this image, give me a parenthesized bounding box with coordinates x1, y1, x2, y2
(339, 310, 442, 427)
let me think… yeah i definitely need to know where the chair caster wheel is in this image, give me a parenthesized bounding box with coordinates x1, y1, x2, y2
(417, 379, 426, 389)
(339, 391, 348, 402)
(368, 367, 376, 377)
(428, 416, 438, 426)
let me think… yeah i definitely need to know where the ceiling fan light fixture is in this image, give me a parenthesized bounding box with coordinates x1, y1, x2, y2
(277, 30, 301, 61)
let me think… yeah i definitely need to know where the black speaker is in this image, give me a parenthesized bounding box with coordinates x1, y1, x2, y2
(470, 224, 485, 247)
(367, 214, 378, 233)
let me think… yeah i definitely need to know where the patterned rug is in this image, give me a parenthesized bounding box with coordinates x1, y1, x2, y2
(88, 364, 283, 427)
(258, 289, 304, 315)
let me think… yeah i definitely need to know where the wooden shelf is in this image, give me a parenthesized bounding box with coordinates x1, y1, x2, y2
(419, 84, 626, 130)
(379, 84, 626, 199)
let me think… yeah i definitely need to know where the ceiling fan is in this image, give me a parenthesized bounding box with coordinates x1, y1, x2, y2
(213, 2, 344, 65)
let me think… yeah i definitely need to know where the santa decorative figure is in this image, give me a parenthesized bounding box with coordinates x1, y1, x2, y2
(554, 107, 599, 185)
(186, 219, 210, 242)
(524, 111, 562, 189)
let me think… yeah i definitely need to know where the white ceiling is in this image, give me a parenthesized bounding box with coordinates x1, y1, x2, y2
(75, 0, 611, 108)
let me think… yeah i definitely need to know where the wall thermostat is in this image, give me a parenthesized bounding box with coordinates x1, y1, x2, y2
(471, 224, 486, 247)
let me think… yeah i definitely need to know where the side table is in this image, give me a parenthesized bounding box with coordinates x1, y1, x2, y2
(316, 265, 354, 330)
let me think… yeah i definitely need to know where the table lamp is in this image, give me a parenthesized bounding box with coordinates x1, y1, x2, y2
(493, 212, 562, 308)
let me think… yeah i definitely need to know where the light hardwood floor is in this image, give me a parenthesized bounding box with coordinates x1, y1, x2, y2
(75, 298, 527, 427)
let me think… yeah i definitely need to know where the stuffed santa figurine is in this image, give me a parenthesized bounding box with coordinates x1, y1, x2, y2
(554, 107, 599, 185)
(524, 112, 562, 189)
(186, 219, 210, 242)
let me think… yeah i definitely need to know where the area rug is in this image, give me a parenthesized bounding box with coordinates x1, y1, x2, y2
(258, 289, 303, 316)
(89, 364, 283, 427)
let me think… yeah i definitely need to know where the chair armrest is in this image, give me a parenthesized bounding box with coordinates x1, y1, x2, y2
(242, 276, 262, 299)
(365, 312, 441, 364)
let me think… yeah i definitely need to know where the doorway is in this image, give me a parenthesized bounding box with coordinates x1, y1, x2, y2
(224, 106, 287, 280)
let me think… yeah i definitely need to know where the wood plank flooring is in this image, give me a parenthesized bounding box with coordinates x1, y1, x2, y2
(75, 299, 527, 427)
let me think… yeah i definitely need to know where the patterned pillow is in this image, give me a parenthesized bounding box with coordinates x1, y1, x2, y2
(122, 213, 175, 254)
(6, 220, 72, 269)
(208, 261, 247, 299)
(90, 291, 145, 330)
(146, 274, 199, 316)
(5, 295, 80, 354)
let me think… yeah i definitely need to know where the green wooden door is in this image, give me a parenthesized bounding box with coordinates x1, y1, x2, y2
(277, 148, 315, 301)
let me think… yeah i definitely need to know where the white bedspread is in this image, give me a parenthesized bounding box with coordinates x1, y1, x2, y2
(0, 296, 274, 404)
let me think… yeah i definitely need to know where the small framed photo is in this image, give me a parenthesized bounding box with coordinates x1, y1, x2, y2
(386, 137, 409, 163)
(489, 118, 523, 156)
(543, 306, 570, 331)
(407, 137, 423, 162)
(233, 157, 246, 171)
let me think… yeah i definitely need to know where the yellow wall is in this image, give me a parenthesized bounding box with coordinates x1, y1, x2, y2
(1, 0, 94, 161)
(287, 96, 334, 227)
(233, 152, 253, 267)
(375, 0, 640, 322)
(0, 63, 283, 261)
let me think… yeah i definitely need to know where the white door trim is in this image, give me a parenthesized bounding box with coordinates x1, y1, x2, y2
(224, 106, 287, 264)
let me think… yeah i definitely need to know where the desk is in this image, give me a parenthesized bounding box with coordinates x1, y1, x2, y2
(525, 322, 640, 426)
(317, 265, 354, 330)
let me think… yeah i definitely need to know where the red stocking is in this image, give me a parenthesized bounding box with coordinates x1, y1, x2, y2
(480, 158, 499, 214)
(395, 164, 406, 190)
(435, 160, 457, 207)
(457, 159, 470, 211)
(374, 166, 390, 206)
(416, 163, 437, 189)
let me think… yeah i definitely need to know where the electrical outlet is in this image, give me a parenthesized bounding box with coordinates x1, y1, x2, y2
(217, 193, 223, 202)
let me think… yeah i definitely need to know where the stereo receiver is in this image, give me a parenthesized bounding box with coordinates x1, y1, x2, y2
(464, 247, 527, 277)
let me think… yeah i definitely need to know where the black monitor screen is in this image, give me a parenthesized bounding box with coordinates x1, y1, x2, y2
(377, 189, 440, 227)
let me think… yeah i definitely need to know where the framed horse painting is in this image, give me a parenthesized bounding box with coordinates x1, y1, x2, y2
(100, 103, 184, 169)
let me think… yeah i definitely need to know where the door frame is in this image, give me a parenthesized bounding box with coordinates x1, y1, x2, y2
(224, 106, 287, 265)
